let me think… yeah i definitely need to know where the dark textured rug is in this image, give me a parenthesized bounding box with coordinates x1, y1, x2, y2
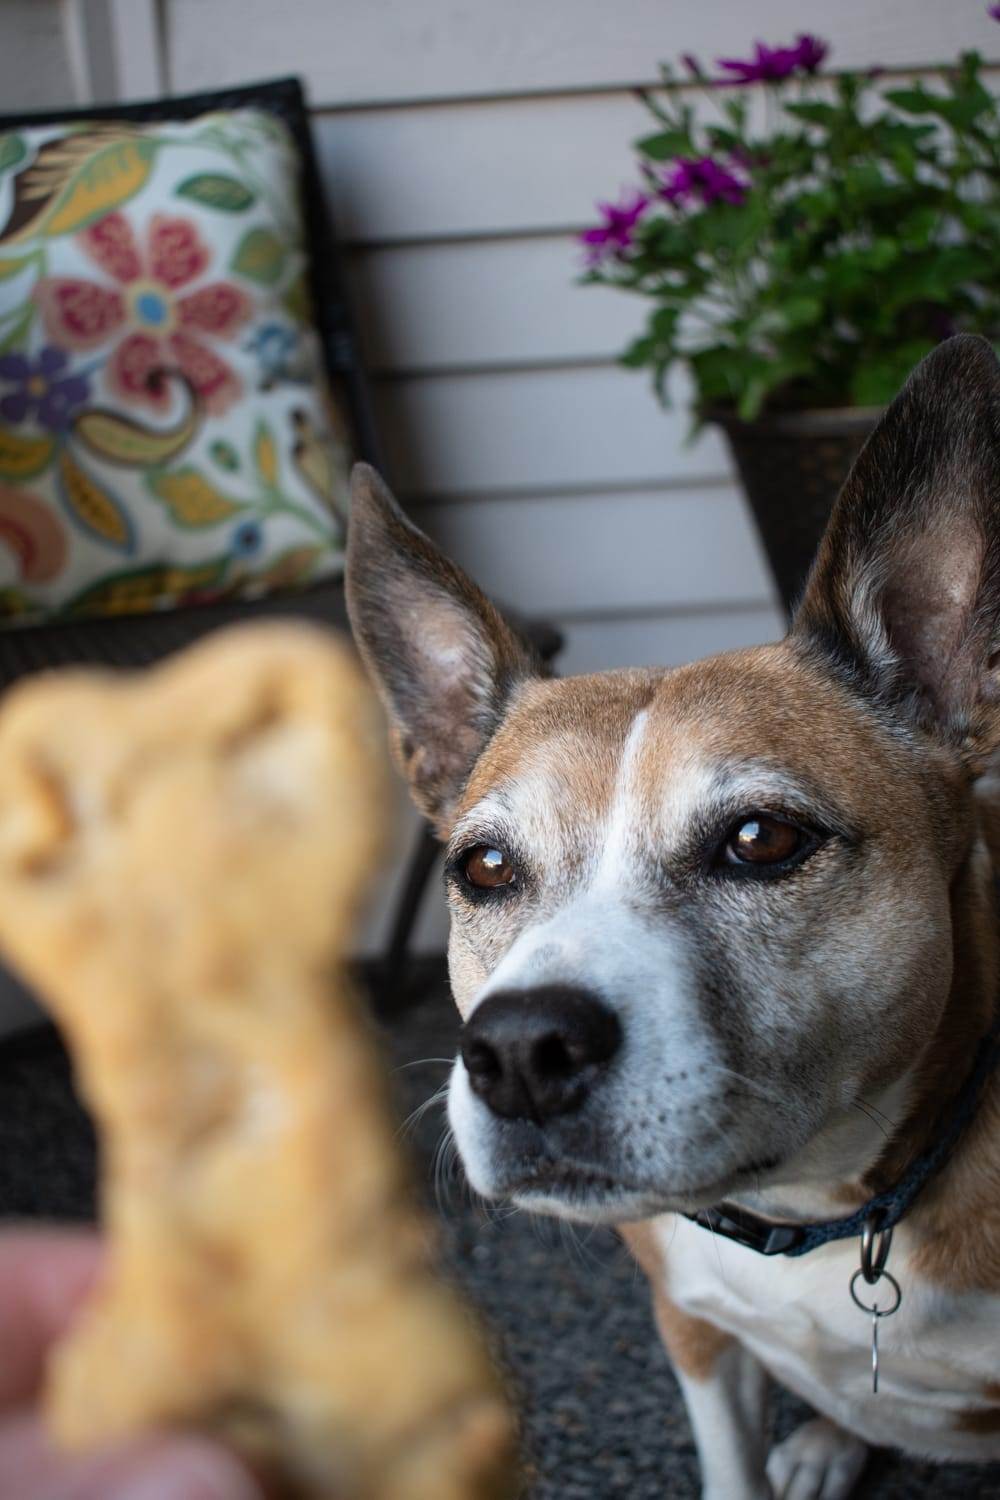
(1, 977, 998, 1499)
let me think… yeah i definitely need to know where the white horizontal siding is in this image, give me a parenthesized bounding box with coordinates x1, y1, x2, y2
(377, 367, 731, 497)
(313, 92, 653, 244)
(347, 237, 644, 371)
(412, 486, 776, 614)
(164, 0, 1000, 106)
(554, 604, 783, 674)
(0, 0, 78, 109)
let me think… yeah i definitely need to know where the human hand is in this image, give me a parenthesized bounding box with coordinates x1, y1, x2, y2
(0, 1227, 264, 1500)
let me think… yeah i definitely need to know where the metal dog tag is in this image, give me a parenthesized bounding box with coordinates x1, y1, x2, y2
(849, 1216, 902, 1395)
(849, 1270, 901, 1393)
(871, 1305, 881, 1393)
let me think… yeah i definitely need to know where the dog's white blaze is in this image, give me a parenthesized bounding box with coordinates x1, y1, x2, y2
(595, 710, 726, 891)
(467, 704, 704, 1017)
(593, 706, 649, 886)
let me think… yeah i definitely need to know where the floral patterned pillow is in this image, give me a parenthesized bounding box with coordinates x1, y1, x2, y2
(0, 108, 351, 623)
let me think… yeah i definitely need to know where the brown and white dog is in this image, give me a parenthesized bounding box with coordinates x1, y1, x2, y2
(346, 334, 1000, 1499)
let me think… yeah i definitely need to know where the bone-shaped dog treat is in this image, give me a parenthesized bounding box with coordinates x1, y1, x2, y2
(0, 623, 516, 1500)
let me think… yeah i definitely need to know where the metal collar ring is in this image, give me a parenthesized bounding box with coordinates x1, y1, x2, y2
(860, 1217, 893, 1285)
(849, 1267, 902, 1318)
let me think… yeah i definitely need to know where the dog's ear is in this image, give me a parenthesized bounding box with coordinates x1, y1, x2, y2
(792, 334, 1000, 764)
(345, 464, 539, 832)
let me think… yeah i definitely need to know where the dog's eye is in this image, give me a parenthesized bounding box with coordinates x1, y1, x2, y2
(462, 845, 516, 890)
(721, 815, 808, 868)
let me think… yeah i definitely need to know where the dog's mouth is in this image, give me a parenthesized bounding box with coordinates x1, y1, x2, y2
(504, 1150, 787, 1216)
(508, 1160, 623, 1196)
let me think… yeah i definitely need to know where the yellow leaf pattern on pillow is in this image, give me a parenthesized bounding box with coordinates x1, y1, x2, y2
(0, 429, 55, 480)
(148, 468, 244, 527)
(58, 449, 132, 552)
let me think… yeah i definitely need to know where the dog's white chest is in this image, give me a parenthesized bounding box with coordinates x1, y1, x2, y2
(653, 1214, 1000, 1454)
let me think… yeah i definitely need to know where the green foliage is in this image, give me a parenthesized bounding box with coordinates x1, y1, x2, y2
(175, 173, 256, 211)
(583, 50, 1000, 420)
(0, 134, 25, 174)
(229, 227, 287, 285)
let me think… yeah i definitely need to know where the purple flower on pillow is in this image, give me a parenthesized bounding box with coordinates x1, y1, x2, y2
(0, 347, 89, 430)
(717, 34, 828, 85)
(989, 4, 1000, 19)
(579, 193, 649, 263)
(660, 157, 748, 207)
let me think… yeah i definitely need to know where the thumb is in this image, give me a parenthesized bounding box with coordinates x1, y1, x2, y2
(0, 1413, 265, 1500)
(99, 1434, 266, 1500)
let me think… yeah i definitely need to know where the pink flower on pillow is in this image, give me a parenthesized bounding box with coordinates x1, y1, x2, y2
(33, 213, 253, 416)
(0, 483, 67, 583)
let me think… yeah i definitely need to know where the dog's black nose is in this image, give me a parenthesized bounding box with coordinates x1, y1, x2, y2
(460, 985, 622, 1123)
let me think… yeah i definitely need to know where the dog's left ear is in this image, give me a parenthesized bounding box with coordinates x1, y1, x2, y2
(793, 334, 1000, 765)
(345, 464, 539, 833)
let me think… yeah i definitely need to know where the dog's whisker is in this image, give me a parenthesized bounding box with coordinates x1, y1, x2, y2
(478, 1191, 510, 1229)
(710, 1063, 799, 1118)
(857, 1096, 898, 1130)
(453, 1163, 509, 1231)
(851, 1098, 892, 1144)
(494, 1201, 523, 1223)
(430, 1124, 459, 1215)
(703, 1209, 731, 1292)
(527, 1207, 553, 1249)
(392, 1056, 454, 1073)
(557, 1218, 605, 1278)
(396, 1080, 450, 1141)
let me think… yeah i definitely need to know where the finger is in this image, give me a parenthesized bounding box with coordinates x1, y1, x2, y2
(0, 1227, 104, 1407)
(0, 1409, 265, 1500)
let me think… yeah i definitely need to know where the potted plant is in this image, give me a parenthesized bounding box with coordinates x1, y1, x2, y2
(579, 33, 1000, 610)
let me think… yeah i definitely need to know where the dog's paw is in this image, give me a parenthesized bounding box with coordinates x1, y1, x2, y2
(766, 1417, 867, 1500)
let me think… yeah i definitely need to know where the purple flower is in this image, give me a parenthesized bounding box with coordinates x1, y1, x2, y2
(579, 192, 649, 263)
(660, 157, 748, 207)
(794, 34, 828, 74)
(716, 33, 829, 85)
(717, 40, 800, 84)
(990, 4, 1000, 19)
(0, 347, 89, 430)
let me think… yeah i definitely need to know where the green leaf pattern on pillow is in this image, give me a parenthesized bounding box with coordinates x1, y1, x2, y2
(0, 108, 349, 623)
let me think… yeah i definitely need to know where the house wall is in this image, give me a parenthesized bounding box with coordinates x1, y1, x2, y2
(0, 1, 997, 994)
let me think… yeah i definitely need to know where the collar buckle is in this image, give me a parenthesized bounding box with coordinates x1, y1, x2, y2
(688, 1202, 806, 1256)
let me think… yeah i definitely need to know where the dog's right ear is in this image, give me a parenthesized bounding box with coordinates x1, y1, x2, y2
(345, 465, 539, 833)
